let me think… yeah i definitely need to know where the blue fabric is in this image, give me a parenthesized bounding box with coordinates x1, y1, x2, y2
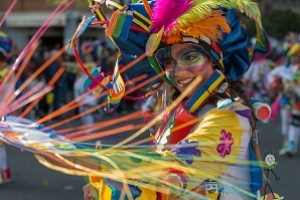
(219, 9, 270, 81)
(105, 178, 142, 200)
(0, 33, 12, 54)
(249, 140, 263, 195)
(119, 14, 134, 41)
(112, 1, 162, 89)
(280, 95, 290, 106)
(218, 9, 250, 81)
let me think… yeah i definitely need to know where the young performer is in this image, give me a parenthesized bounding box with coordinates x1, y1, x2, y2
(81, 0, 271, 199)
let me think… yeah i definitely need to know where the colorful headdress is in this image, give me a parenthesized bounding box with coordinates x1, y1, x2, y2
(76, 1, 164, 96)
(151, 0, 270, 81)
(74, 0, 270, 110)
(92, 0, 270, 88)
(105, 1, 165, 89)
(0, 31, 12, 57)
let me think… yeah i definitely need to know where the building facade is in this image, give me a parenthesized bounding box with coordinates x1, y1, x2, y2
(0, 0, 108, 51)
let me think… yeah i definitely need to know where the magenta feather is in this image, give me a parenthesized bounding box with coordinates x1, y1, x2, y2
(151, 0, 193, 33)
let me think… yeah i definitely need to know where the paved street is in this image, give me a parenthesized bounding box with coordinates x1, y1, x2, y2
(0, 115, 299, 200)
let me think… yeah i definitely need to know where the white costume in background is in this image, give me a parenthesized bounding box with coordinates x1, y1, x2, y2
(74, 73, 99, 129)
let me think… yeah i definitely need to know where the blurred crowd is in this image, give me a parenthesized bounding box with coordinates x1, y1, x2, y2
(9, 38, 122, 124)
(242, 31, 300, 157)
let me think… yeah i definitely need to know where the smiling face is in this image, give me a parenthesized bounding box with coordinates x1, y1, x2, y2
(159, 43, 214, 96)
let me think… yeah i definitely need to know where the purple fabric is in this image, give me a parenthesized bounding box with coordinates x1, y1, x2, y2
(217, 130, 234, 158)
(171, 140, 201, 165)
(235, 109, 253, 120)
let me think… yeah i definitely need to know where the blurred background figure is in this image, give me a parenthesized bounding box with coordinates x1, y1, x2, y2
(63, 53, 78, 104)
(243, 40, 277, 103)
(49, 48, 68, 113)
(0, 30, 13, 184)
(38, 48, 67, 118)
(268, 41, 300, 156)
(281, 43, 300, 156)
(243, 56, 274, 103)
(74, 42, 102, 129)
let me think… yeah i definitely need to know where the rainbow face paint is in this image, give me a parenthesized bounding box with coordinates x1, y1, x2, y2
(155, 43, 211, 87)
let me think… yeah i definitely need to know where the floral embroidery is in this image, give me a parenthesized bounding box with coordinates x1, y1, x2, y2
(171, 140, 201, 165)
(217, 130, 234, 158)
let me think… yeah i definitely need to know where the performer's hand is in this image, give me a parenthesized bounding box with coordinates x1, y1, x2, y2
(83, 183, 95, 200)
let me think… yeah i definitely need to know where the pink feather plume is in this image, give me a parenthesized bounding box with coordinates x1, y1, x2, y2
(151, 0, 193, 33)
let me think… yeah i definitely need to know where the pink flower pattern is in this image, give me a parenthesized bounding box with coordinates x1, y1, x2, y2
(217, 130, 234, 158)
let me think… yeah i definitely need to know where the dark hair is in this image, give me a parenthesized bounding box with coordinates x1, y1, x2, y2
(229, 80, 257, 137)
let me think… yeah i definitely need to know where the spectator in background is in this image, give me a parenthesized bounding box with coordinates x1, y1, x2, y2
(243, 53, 275, 103)
(63, 53, 78, 104)
(278, 43, 300, 156)
(47, 49, 67, 113)
(268, 41, 300, 155)
(74, 49, 101, 128)
(37, 47, 52, 118)
(100, 47, 114, 74)
(0, 30, 13, 184)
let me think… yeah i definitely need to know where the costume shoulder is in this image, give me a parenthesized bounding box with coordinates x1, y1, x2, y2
(187, 100, 252, 159)
(202, 99, 252, 126)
